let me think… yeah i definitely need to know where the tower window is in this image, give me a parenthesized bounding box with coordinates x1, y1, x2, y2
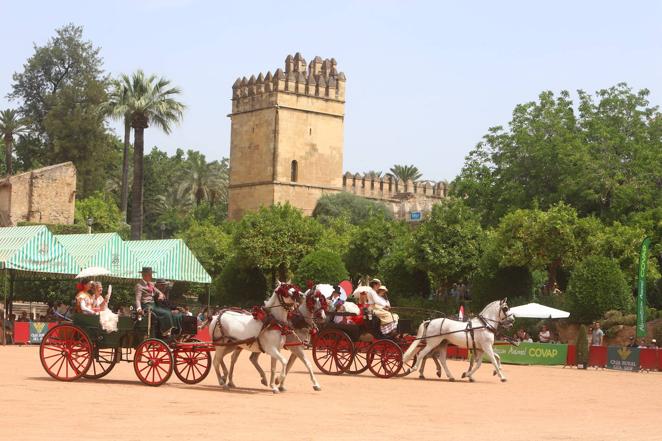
(309, 128, 312, 135)
(291, 160, 298, 182)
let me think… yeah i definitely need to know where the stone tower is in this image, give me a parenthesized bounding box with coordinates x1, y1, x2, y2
(227, 53, 346, 220)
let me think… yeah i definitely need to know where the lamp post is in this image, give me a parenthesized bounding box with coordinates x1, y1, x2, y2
(86, 217, 94, 234)
(160, 223, 166, 239)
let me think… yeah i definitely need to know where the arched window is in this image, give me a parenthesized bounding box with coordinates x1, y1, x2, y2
(291, 160, 298, 182)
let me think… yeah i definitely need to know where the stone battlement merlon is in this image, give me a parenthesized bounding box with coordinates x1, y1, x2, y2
(232, 52, 346, 104)
(342, 172, 448, 199)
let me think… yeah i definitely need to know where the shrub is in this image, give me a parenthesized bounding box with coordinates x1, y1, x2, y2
(653, 324, 662, 347)
(216, 256, 268, 307)
(567, 256, 632, 322)
(575, 325, 589, 367)
(294, 250, 348, 288)
(312, 192, 392, 226)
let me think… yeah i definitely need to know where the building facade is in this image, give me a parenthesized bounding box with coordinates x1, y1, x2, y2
(227, 54, 445, 221)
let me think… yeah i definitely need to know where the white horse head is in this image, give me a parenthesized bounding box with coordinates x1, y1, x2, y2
(479, 298, 515, 330)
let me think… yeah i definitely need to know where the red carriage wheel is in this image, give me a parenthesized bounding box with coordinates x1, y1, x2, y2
(39, 324, 92, 381)
(396, 354, 417, 377)
(84, 347, 120, 379)
(367, 339, 403, 378)
(133, 339, 173, 386)
(312, 329, 354, 375)
(346, 341, 370, 375)
(173, 339, 211, 384)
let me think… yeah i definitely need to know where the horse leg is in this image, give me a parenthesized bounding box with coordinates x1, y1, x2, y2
(406, 339, 438, 376)
(418, 354, 427, 379)
(226, 348, 241, 388)
(433, 349, 442, 378)
(249, 352, 268, 387)
(276, 352, 297, 392)
(212, 346, 226, 386)
(436, 343, 455, 381)
(463, 349, 483, 382)
(493, 353, 502, 376)
(265, 347, 288, 394)
(484, 345, 507, 382)
(291, 346, 321, 392)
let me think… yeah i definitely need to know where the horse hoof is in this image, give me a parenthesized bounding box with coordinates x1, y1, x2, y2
(272, 388, 280, 394)
(260, 378, 268, 387)
(448, 377, 455, 382)
(436, 370, 442, 378)
(278, 385, 287, 392)
(469, 377, 476, 383)
(228, 382, 236, 388)
(223, 384, 231, 390)
(275, 378, 280, 385)
(493, 370, 497, 376)
(419, 374, 426, 380)
(313, 385, 322, 392)
(501, 378, 508, 383)
(461, 372, 467, 379)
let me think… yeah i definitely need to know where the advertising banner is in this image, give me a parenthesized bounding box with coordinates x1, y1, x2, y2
(636, 237, 651, 337)
(485, 342, 567, 365)
(29, 322, 50, 344)
(607, 346, 640, 371)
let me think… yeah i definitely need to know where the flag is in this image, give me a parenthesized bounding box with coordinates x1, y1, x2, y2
(636, 237, 652, 338)
(458, 304, 464, 321)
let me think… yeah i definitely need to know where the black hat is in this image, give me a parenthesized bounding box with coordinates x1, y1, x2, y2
(141, 267, 153, 274)
(156, 278, 168, 284)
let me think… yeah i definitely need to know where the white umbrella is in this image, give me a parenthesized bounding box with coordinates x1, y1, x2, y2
(75, 267, 111, 279)
(316, 283, 347, 301)
(351, 285, 373, 299)
(509, 302, 570, 319)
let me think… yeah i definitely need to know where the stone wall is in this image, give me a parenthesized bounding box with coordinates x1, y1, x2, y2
(0, 162, 77, 226)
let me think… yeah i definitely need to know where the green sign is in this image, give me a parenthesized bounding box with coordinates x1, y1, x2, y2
(29, 322, 50, 344)
(636, 237, 651, 338)
(482, 342, 567, 365)
(607, 346, 639, 372)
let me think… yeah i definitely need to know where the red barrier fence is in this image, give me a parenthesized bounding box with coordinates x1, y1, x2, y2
(588, 345, 608, 368)
(566, 344, 576, 365)
(639, 348, 658, 371)
(13, 322, 57, 344)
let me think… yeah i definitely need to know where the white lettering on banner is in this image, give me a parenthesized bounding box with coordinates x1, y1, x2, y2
(528, 347, 559, 358)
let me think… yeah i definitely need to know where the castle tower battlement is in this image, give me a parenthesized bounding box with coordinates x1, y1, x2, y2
(228, 53, 346, 220)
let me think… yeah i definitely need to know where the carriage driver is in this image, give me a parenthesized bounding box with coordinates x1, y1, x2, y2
(135, 267, 176, 337)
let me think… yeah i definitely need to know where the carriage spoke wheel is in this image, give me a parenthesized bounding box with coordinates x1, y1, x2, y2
(396, 354, 417, 377)
(347, 342, 370, 375)
(367, 340, 403, 378)
(39, 324, 92, 381)
(174, 339, 211, 384)
(312, 329, 354, 375)
(83, 347, 120, 379)
(133, 339, 173, 386)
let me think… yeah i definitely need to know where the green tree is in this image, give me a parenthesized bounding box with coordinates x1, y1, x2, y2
(294, 250, 348, 287)
(493, 203, 592, 289)
(74, 192, 127, 234)
(411, 199, 484, 292)
(344, 215, 403, 281)
(178, 221, 232, 278)
(117, 70, 185, 239)
(101, 78, 133, 217)
(216, 256, 268, 307)
(178, 151, 228, 207)
(313, 192, 392, 226)
(566, 256, 633, 322)
(379, 231, 431, 299)
(0, 109, 28, 175)
(389, 164, 422, 181)
(316, 216, 358, 258)
(233, 204, 323, 283)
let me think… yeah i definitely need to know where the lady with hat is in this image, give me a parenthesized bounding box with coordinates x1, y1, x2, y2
(372, 285, 399, 337)
(75, 278, 95, 315)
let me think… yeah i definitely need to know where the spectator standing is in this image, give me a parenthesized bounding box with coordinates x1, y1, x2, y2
(591, 322, 604, 346)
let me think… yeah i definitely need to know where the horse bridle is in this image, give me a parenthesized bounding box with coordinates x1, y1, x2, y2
(478, 304, 512, 334)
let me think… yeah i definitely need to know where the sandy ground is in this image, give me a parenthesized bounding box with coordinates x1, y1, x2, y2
(1, 345, 661, 441)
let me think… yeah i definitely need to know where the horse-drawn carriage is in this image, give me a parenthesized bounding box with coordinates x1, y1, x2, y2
(39, 310, 213, 386)
(311, 307, 429, 378)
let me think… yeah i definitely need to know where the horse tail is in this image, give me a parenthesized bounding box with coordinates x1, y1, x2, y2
(402, 320, 429, 362)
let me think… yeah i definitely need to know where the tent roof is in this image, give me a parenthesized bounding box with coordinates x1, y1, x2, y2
(55, 233, 141, 279)
(509, 302, 570, 319)
(0, 225, 79, 275)
(125, 239, 212, 284)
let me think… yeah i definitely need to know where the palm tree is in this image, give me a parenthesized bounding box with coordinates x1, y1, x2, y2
(363, 170, 383, 179)
(0, 109, 28, 175)
(101, 80, 132, 218)
(119, 70, 185, 239)
(178, 152, 229, 206)
(388, 164, 423, 182)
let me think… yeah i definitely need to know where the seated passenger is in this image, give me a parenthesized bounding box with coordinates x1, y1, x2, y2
(135, 267, 179, 337)
(370, 283, 399, 337)
(92, 281, 118, 332)
(75, 279, 95, 315)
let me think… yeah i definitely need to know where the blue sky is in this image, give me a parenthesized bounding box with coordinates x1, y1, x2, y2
(1, 0, 661, 181)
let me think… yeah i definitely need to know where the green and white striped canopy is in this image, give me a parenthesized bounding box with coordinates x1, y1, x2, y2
(0, 225, 79, 275)
(55, 233, 141, 279)
(125, 239, 212, 284)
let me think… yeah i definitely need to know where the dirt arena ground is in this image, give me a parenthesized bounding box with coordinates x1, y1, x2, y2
(1, 346, 660, 441)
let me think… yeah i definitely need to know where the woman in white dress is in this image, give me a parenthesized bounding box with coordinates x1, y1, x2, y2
(92, 281, 118, 333)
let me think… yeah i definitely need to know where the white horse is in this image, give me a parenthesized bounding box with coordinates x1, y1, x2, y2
(402, 298, 514, 382)
(209, 283, 299, 393)
(229, 289, 328, 392)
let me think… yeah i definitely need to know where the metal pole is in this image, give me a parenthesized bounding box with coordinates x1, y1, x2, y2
(8, 270, 14, 319)
(207, 285, 211, 310)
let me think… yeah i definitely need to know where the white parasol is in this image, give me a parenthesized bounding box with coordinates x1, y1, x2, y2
(75, 267, 111, 279)
(509, 302, 570, 319)
(351, 285, 373, 299)
(316, 283, 347, 301)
